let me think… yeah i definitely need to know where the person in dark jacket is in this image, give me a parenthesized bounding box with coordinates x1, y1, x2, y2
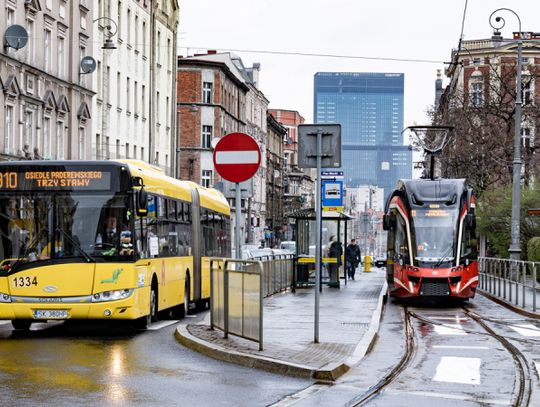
(345, 239, 361, 280)
(327, 236, 343, 287)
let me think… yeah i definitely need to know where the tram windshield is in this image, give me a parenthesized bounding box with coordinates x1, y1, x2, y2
(0, 192, 133, 273)
(412, 207, 457, 263)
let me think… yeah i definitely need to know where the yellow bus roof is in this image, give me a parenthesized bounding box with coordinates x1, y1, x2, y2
(116, 160, 230, 215)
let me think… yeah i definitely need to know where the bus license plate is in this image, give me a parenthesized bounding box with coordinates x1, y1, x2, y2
(33, 310, 68, 319)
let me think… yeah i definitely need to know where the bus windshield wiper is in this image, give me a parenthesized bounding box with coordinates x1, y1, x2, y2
(56, 228, 96, 263)
(7, 236, 41, 273)
(435, 245, 455, 267)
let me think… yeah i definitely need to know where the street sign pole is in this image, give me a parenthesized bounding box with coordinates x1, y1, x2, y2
(213, 132, 261, 260)
(314, 128, 322, 343)
(235, 182, 242, 260)
(297, 123, 341, 345)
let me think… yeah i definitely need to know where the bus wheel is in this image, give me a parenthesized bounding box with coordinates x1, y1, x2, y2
(183, 276, 191, 316)
(11, 320, 32, 330)
(134, 285, 157, 329)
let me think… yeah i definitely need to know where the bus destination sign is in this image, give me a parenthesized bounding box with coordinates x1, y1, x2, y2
(0, 170, 112, 191)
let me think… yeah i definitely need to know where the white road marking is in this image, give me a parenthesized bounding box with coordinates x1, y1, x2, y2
(185, 314, 198, 318)
(146, 320, 179, 330)
(433, 324, 467, 335)
(432, 345, 489, 350)
(387, 390, 509, 405)
(509, 324, 540, 337)
(215, 151, 259, 164)
(433, 356, 481, 385)
(534, 361, 540, 378)
(427, 316, 468, 322)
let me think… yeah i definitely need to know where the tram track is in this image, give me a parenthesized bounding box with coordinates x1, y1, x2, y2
(462, 307, 532, 407)
(348, 306, 415, 406)
(407, 306, 532, 407)
(349, 303, 534, 407)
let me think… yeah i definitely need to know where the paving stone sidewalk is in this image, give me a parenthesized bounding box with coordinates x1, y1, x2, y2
(175, 268, 387, 380)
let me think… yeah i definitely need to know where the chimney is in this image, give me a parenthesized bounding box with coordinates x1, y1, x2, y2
(248, 63, 261, 88)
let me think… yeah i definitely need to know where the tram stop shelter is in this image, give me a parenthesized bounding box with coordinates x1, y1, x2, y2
(287, 208, 353, 290)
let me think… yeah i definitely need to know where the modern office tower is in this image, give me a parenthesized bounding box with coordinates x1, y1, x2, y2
(314, 72, 412, 197)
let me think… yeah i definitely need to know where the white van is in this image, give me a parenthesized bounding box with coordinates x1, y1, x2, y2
(279, 241, 296, 253)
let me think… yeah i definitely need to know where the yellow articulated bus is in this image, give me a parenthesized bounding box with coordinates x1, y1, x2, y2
(0, 160, 230, 330)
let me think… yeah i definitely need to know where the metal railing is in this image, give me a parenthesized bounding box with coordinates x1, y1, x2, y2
(478, 257, 538, 313)
(253, 253, 294, 297)
(210, 258, 264, 350)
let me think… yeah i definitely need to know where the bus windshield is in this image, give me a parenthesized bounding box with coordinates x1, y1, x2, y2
(412, 207, 457, 263)
(0, 192, 133, 272)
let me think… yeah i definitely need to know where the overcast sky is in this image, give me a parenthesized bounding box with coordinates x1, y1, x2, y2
(180, 0, 538, 138)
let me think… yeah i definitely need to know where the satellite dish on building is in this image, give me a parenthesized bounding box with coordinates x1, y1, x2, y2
(4, 25, 28, 50)
(80, 56, 97, 74)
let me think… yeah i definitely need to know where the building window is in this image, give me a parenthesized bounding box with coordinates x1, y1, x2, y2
(116, 139, 120, 158)
(117, 1, 122, 40)
(24, 111, 35, 152)
(126, 77, 130, 112)
(44, 29, 51, 71)
(105, 136, 110, 159)
(134, 81, 138, 115)
(78, 127, 85, 159)
(521, 127, 533, 148)
(142, 21, 146, 55)
(59, 3, 66, 19)
(26, 19, 35, 64)
(142, 85, 146, 118)
(5, 106, 14, 155)
(57, 122, 65, 160)
(116, 72, 121, 107)
(203, 82, 213, 104)
(470, 81, 483, 107)
(135, 15, 139, 52)
(58, 35, 66, 77)
(201, 170, 212, 188)
(127, 9, 132, 44)
(125, 142, 130, 159)
(43, 117, 51, 158)
(522, 76, 533, 106)
(95, 134, 101, 159)
(202, 125, 212, 148)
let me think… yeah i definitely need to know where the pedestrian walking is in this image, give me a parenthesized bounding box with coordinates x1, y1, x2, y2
(327, 236, 343, 287)
(345, 238, 361, 280)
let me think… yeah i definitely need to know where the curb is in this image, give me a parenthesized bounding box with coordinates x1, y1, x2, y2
(175, 324, 325, 379)
(478, 289, 540, 319)
(175, 278, 388, 381)
(345, 280, 388, 367)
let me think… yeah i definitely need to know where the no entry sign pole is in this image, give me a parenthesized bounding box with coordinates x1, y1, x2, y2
(213, 133, 261, 259)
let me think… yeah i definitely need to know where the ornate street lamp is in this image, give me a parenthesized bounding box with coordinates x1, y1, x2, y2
(93, 17, 118, 50)
(489, 8, 523, 260)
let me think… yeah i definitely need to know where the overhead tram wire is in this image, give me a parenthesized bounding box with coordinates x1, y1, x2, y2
(182, 46, 445, 65)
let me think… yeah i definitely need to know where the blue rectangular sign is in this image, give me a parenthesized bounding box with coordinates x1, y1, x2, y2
(322, 179, 343, 209)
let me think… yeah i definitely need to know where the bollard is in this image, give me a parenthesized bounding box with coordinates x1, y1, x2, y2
(364, 255, 371, 273)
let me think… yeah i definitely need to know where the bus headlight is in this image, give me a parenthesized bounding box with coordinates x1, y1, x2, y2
(92, 289, 133, 302)
(0, 293, 12, 303)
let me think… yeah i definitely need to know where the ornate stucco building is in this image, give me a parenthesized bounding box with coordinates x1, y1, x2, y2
(1, 0, 95, 161)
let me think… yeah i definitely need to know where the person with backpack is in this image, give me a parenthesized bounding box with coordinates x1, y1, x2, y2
(345, 238, 362, 280)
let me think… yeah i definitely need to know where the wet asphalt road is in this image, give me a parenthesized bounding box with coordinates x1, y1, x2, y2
(285, 294, 540, 406)
(0, 313, 311, 407)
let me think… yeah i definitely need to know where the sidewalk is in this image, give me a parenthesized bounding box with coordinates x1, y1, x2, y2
(175, 267, 387, 381)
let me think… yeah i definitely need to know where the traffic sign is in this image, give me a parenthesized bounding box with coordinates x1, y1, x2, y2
(213, 132, 261, 183)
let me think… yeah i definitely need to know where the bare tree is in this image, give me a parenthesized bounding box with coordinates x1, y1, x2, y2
(430, 56, 539, 197)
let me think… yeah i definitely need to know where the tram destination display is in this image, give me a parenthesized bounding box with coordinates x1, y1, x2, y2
(0, 168, 112, 191)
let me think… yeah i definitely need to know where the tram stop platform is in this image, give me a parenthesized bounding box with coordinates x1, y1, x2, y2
(175, 267, 387, 381)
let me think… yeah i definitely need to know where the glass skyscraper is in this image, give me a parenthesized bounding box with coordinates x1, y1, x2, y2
(314, 72, 412, 197)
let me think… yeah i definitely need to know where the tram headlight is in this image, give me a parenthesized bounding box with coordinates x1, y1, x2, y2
(0, 292, 12, 303)
(92, 289, 133, 302)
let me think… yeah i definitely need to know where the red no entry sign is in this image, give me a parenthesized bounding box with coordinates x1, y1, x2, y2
(213, 132, 261, 183)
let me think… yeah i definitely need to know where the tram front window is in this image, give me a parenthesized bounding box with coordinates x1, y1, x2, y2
(412, 208, 457, 264)
(0, 193, 132, 273)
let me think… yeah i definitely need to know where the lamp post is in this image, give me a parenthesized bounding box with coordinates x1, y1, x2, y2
(489, 8, 522, 260)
